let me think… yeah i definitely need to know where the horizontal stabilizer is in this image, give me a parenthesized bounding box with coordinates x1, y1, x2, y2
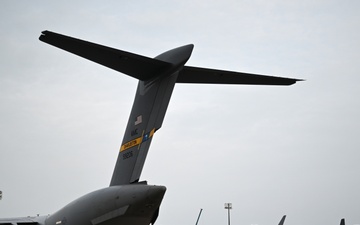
(39, 31, 172, 80)
(177, 66, 301, 85)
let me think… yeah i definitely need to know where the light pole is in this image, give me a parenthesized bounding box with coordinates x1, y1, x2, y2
(224, 203, 232, 225)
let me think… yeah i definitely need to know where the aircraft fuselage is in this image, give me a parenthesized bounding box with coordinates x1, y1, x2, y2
(45, 185, 165, 225)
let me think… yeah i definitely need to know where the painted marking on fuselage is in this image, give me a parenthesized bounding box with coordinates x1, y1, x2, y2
(122, 150, 133, 159)
(120, 137, 142, 152)
(120, 128, 155, 152)
(134, 115, 142, 125)
(131, 128, 138, 136)
(138, 130, 145, 150)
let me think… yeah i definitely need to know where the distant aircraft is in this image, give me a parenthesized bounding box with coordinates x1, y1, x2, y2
(276, 216, 345, 225)
(278, 215, 286, 225)
(340, 218, 345, 225)
(0, 31, 301, 225)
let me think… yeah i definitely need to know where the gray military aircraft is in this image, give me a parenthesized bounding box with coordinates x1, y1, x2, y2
(0, 31, 301, 225)
(278, 215, 286, 225)
(340, 218, 345, 225)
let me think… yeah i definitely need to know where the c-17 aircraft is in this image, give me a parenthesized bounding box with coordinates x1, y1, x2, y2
(1, 31, 301, 225)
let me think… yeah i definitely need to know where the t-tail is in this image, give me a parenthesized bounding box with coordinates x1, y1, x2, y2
(39, 31, 301, 187)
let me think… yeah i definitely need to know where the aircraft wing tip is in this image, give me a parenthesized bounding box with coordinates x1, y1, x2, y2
(39, 30, 49, 41)
(288, 78, 304, 85)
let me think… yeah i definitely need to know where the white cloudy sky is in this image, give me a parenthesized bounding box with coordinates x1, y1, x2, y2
(1, 1, 360, 225)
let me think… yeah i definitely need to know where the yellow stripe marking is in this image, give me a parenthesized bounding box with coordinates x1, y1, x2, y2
(138, 130, 145, 150)
(120, 128, 156, 152)
(150, 128, 155, 137)
(120, 137, 142, 152)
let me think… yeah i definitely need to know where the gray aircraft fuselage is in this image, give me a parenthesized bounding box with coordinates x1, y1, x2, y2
(46, 185, 166, 225)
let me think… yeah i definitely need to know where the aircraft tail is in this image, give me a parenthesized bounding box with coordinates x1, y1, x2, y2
(39, 31, 301, 186)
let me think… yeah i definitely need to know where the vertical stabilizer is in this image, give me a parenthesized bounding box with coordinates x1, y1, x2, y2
(110, 45, 194, 185)
(110, 76, 177, 185)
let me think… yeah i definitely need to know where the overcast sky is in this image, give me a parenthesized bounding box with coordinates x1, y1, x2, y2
(1, 1, 360, 225)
